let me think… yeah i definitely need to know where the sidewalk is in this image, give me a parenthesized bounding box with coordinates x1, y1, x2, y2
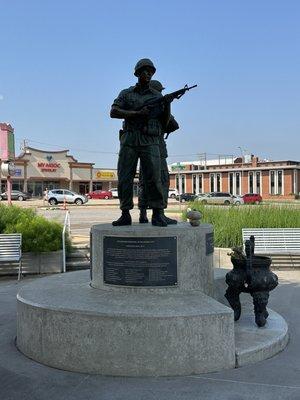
(0, 271, 300, 400)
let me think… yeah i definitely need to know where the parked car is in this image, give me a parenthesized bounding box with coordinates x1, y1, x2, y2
(86, 190, 112, 200)
(175, 193, 197, 202)
(232, 195, 244, 205)
(0, 190, 31, 201)
(242, 193, 263, 204)
(110, 188, 118, 198)
(195, 192, 234, 205)
(168, 188, 179, 199)
(47, 189, 88, 206)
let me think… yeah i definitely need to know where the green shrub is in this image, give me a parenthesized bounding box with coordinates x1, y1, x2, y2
(183, 203, 300, 248)
(0, 204, 69, 252)
(0, 204, 35, 233)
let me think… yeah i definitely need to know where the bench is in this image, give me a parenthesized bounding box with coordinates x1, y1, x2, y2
(0, 234, 22, 280)
(242, 228, 300, 269)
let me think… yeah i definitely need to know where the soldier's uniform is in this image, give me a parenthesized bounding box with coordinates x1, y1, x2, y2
(113, 84, 165, 211)
(138, 115, 179, 210)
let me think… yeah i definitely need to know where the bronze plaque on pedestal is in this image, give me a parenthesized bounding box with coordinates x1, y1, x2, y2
(103, 236, 177, 286)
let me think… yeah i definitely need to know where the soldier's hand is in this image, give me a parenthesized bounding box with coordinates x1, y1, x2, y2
(137, 106, 150, 116)
(164, 94, 175, 104)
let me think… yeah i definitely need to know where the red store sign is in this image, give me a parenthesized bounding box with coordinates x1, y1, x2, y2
(37, 162, 61, 172)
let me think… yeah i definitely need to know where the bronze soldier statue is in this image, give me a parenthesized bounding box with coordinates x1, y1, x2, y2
(138, 80, 179, 225)
(111, 58, 170, 227)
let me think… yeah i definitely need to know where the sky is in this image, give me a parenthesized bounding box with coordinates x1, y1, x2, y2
(0, 0, 300, 167)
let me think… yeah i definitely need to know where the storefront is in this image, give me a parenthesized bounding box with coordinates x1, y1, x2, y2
(0, 146, 118, 197)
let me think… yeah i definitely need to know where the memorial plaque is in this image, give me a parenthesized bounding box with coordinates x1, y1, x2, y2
(103, 236, 177, 286)
(206, 232, 214, 255)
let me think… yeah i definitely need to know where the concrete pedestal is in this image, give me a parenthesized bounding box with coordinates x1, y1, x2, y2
(91, 223, 214, 295)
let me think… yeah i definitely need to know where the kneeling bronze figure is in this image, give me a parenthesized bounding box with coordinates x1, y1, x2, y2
(225, 236, 278, 327)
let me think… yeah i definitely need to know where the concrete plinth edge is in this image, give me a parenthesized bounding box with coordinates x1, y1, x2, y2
(17, 271, 235, 376)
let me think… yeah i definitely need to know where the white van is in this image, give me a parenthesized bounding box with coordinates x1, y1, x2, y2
(168, 188, 179, 198)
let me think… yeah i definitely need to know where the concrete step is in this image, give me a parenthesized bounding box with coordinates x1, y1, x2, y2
(66, 260, 90, 271)
(67, 250, 90, 259)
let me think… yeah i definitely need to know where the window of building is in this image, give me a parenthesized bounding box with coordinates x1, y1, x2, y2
(12, 180, 24, 191)
(176, 175, 179, 192)
(269, 170, 284, 195)
(210, 173, 222, 192)
(256, 172, 261, 194)
(79, 183, 89, 195)
(216, 174, 221, 192)
(198, 174, 203, 194)
(210, 174, 214, 192)
(181, 175, 185, 194)
(249, 172, 253, 193)
(93, 183, 103, 191)
(236, 172, 240, 195)
(278, 171, 282, 194)
(270, 171, 275, 194)
(175, 174, 185, 194)
(229, 173, 233, 195)
(192, 174, 197, 194)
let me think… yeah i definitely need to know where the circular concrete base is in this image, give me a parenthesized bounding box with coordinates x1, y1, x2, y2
(17, 271, 288, 376)
(17, 271, 235, 376)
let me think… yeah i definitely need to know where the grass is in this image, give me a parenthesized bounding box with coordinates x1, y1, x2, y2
(183, 203, 300, 248)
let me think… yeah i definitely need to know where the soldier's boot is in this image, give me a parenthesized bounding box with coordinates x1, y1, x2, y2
(151, 209, 167, 227)
(163, 213, 177, 225)
(139, 208, 149, 223)
(112, 210, 132, 226)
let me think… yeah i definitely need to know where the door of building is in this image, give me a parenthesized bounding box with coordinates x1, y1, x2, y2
(79, 183, 89, 195)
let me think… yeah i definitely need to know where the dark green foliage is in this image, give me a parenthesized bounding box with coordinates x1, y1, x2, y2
(183, 204, 300, 248)
(0, 204, 69, 252)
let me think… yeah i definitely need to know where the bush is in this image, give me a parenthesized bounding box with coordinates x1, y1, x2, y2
(0, 204, 69, 252)
(183, 203, 300, 248)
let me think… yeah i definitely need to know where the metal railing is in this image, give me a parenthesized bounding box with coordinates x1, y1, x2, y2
(62, 210, 71, 273)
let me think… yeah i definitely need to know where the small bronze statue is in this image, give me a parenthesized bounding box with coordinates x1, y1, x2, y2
(225, 236, 278, 327)
(110, 58, 196, 227)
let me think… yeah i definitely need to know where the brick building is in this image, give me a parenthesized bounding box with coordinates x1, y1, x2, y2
(169, 155, 300, 199)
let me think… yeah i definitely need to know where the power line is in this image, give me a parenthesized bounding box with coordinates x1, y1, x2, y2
(15, 137, 237, 159)
(15, 138, 118, 155)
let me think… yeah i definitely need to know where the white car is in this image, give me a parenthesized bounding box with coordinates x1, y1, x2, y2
(232, 195, 244, 205)
(168, 188, 179, 199)
(47, 189, 88, 206)
(110, 188, 118, 198)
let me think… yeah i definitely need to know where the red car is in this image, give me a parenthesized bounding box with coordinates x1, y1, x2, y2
(86, 190, 112, 200)
(242, 193, 262, 204)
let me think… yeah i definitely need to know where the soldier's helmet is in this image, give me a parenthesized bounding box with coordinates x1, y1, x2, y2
(134, 58, 156, 77)
(150, 80, 165, 92)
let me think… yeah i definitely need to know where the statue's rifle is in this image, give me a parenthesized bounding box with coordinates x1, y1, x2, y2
(136, 84, 197, 134)
(144, 84, 198, 109)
